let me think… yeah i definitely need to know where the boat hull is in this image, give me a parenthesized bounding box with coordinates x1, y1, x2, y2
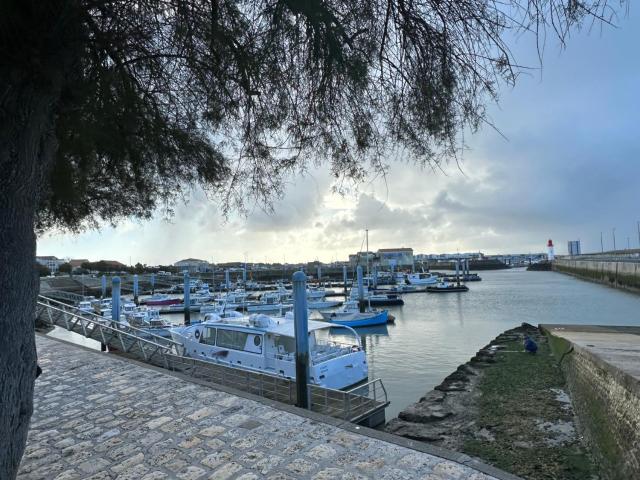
(323, 310, 389, 327)
(426, 285, 469, 293)
(145, 298, 182, 306)
(368, 297, 404, 306)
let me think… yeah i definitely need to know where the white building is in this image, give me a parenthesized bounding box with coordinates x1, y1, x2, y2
(376, 248, 414, 268)
(567, 240, 582, 256)
(174, 258, 212, 273)
(35, 256, 65, 273)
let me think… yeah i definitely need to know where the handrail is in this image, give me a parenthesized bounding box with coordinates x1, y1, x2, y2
(37, 295, 388, 424)
(37, 300, 179, 353)
(38, 295, 181, 348)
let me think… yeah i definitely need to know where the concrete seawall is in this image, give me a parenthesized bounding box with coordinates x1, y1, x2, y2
(553, 257, 640, 293)
(542, 324, 640, 480)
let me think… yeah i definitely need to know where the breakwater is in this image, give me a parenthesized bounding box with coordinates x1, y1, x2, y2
(554, 256, 640, 293)
(386, 324, 598, 480)
(543, 324, 640, 480)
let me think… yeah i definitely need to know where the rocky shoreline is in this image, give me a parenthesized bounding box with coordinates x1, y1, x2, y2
(386, 325, 537, 450)
(386, 323, 598, 479)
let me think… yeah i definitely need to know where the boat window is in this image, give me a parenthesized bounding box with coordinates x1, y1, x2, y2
(201, 327, 216, 346)
(274, 335, 296, 355)
(245, 334, 263, 354)
(217, 329, 249, 351)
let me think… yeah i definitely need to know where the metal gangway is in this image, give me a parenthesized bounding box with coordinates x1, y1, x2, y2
(36, 296, 389, 425)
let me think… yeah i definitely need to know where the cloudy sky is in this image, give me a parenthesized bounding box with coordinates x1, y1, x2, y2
(38, 9, 640, 265)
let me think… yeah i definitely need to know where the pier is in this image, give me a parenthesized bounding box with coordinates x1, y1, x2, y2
(542, 324, 640, 479)
(19, 335, 515, 480)
(35, 296, 388, 427)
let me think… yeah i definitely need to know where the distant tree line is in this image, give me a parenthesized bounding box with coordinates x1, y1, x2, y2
(79, 261, 178, 275)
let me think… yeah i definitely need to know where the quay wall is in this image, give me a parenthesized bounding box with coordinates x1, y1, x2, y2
(553, 257, 640, 293)
(543, 328, 640, 480)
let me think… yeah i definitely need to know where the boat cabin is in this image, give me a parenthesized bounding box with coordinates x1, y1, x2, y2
(171, 313, 367, 390)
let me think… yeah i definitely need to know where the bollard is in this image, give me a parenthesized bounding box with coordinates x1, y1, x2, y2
(342, 265, 348, 296)
(133, 274, 139, 305)
(225, 269, 230, 290)
(357, 265, 366, 313)
(101, 275, 107, 299)
(150, 273, 155, 295)
(292, 271, 310, 409)
(111, 276, 121, 325)
(183, 271, 191, 325)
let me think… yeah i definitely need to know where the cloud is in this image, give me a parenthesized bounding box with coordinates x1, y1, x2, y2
(37, 9, 640, 261)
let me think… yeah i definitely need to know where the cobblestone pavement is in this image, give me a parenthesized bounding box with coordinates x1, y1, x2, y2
(19, 336, 500, 480)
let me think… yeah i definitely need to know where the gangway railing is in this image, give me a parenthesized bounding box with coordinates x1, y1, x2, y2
(37, 289, 86, 304)
(36, 295, 389, 425)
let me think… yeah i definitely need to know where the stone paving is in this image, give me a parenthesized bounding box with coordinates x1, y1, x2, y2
(18, 336, 501, 480)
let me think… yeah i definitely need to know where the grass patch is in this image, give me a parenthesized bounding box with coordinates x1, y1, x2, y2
(462, 338, 599, 480)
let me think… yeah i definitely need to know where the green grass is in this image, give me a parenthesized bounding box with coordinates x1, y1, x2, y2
(462, 338, 599, 480)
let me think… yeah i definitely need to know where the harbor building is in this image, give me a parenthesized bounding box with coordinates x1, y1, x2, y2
(568, 240, 582, 256)
(174, 257, 212, 272)
(35, 255, 66, 273)
(68, 258, 89, 271)
(376, 247, 414, 268)
(348, 251, 376, 268)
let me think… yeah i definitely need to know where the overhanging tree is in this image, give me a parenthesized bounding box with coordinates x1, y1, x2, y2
(0, 0, 623, 477)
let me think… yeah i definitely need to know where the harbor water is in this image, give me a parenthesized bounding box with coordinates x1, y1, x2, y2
(47, 268, 640, 420)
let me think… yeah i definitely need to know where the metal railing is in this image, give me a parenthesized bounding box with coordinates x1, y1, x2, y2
(556, 253, 640, 263)
(36, 295, 388, 424)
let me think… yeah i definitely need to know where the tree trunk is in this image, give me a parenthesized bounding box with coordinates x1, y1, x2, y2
(0, 76, 61, 478)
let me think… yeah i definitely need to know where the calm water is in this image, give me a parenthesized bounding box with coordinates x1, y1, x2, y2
(48, 269, 640, 420)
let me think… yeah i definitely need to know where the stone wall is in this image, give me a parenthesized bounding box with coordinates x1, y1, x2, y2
(553, 258, 640, 293)
(544, 330, 640, 479)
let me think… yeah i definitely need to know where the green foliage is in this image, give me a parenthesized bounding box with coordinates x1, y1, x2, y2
(35, 263, 50, 277)
(58, 263, 72, 275)
(1, 1, 623, 231)
(463, 339, 599, 479)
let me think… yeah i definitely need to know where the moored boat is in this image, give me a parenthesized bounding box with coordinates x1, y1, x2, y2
(170, 313, 368, 390)
(143, 294, 182, 306)
(319, 300, 389, 327)
(426, 281, 469, 293)
(406, 272, 439, 286)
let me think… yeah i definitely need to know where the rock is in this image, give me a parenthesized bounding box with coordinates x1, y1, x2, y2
(512, 441, 533, 449)
(434, 382, 467, 392)
(398, 405, 454, 423)
(419, 391, 446, 403)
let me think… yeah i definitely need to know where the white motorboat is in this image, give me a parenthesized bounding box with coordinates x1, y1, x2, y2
(246, 291, 293, 314)
(406, 272, 438, 285)
(171, 313, 368, 390)
(307, 299, 342, 309)
(306, 287, 327, 300)
(349, 286, 404, 306)
(77, 300, 94, 314)
(126, 307, 174, 337)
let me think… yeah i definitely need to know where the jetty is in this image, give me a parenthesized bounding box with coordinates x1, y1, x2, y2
(19, 335, 516, 480)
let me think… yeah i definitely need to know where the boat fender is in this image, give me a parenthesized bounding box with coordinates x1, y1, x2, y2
(194, 329, 200, 340)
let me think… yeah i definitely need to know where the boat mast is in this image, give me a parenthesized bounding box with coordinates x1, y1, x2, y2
(365, 228, 369, 283)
